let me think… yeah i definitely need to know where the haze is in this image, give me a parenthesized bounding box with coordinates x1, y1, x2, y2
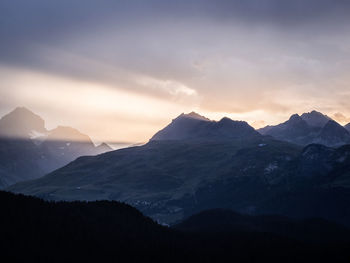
(1, 0, 350, 143)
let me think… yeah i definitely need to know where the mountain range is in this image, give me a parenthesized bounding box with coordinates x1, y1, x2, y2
(0, 107, 111, 188)
(258, 110, 350, 146)
(8, 111, 350, 226)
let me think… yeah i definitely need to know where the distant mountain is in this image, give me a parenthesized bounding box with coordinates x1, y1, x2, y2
(0, 107, 46, 139)
(258, 111, 350, 147)
(96, 142, 113, 152)
(0, 107, 111, 187)
(2, 191, 349, 262)
(151, 112, 259, 141)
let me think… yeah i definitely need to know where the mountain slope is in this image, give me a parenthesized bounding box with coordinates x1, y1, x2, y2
(313, 120, 350, 146)
(258, 114, 317, 144)
(9, 139, 350, 226)
(344, 123, 350, 132)
(8, 136, 300, 223)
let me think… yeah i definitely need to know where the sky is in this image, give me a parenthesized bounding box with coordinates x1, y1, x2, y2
(1, 0, 350, 143)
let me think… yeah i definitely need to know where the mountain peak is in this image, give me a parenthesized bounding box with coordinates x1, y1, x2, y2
(0, 107, 46, 138)
(13, 106, 33, 113)
(287, 114, 305, 125)
(289, 113, 301, 121)
(151, 113, 258, 141)
(48, 126, 92, 143)
(219, 116, 233, 123)
(300, 110, 331, 127)
(178, 112, 210, 121)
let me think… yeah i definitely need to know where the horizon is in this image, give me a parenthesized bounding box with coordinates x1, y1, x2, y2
(1, 0, 350, 142)
(1, 105, 349, 145)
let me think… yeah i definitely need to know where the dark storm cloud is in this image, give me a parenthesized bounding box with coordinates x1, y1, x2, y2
(2, 0, 350, 46)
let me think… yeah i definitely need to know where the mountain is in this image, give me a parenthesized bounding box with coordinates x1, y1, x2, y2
(313, 120, 350, 146)
(2, 190, 349, 262)
(7, 111, 350, 226)
(345, 123, 350, 132)
(151, 112, 260, 141)
(300, 110, 332, 127)
(258, 111, 350, 147)
(96, 142, 113, 152)
(0, 107, 46, 139)
(8, 132, 297, 224)
(258, 114, 317, 144)
(0, 107, 111, 188)
(39, 126, 112, 173)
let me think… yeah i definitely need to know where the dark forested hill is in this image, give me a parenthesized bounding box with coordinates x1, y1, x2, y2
(1, 190, 350, 263)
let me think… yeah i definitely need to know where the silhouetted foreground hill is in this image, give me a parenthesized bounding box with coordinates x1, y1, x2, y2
(1, 191, 350, 263)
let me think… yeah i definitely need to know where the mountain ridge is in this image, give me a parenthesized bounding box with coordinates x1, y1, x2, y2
(151, 112, 259, 141)
(258, 111, 350, 146)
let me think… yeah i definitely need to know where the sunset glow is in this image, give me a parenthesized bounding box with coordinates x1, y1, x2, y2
(1, 0, 350, 143)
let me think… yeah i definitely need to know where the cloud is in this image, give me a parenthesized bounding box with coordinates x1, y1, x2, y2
(250, 120, 267, 129)
(332, 112, 350, 125)
(1, 0, 350, 141)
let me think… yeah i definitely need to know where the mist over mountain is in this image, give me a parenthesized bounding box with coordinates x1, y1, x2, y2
(0, 107, 112, 188)
(0, 107, 46, 139)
